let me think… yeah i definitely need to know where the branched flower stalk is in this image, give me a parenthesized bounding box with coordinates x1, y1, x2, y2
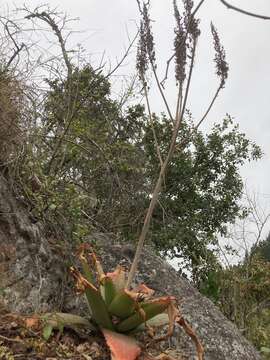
(127, 0, 228, 288)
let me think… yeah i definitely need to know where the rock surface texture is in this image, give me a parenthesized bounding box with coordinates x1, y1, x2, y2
(0, 175, 261, 359)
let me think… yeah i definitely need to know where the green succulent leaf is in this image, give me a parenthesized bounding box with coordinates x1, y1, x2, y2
(131, 313, 170, 333)
(81, 260, 93, 284)
(116, 297, 172, 333)
(84, 283, 114, 330)
(70, 267, 114, 330)
(108, 290, 136, 319)
(100, 276, 117, 306)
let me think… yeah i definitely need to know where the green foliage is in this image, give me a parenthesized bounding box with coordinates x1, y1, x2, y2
(144, 115, 262, 281)
(199, 269, 222, 302)
(16, 65, 146, 243)
(42, 323, 54, 341)
(13, 63, 262, 281)
(203, 255, 270, 357)
(251, 232, 270, 262)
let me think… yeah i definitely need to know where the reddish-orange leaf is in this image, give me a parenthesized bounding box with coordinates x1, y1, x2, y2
(102, 328, 141, 360)
(133, 283, 155, 297)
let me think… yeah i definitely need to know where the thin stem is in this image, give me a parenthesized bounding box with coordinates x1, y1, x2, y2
(150, 60, 175, 123)
(177, 41, 196, 132)
(126, 40, 197, 289)
(194, 84, 222, 130)
(219, 0, 270, 20)
(105, 30, 139, 79)
(174, 82, 223, 154)
(175, 82, 183, 126)
(143, 83, 164, 168)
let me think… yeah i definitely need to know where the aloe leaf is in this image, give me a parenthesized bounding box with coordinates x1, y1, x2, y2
(91, 252, 105, 278)
(100, 276, 117, 306)
(42, 312, 95, 331)
(84, 282, 114, 330)
(78, 244, 94, 283)
(132, 283, 155, 297)
(131, 313, 170, 333)
(106, 265, 126, 292)
(81, 258, 93, 284)
(177, 316, 204, 360)
(116, 296, 174, 333)
(102, 328, 141, 360)
(108, 290, 137, 319)
(70, 267, 114, 330)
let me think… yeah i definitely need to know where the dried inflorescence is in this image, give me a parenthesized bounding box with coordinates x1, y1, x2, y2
(183, 0, 200, 40)
(173, 0, 186, 84)
(173, 0, 200, 84)
(136, 1, 156, 82)
(211, 23, 229, 88)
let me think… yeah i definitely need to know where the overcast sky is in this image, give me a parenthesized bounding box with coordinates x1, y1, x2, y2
(6, 0, 270, 247)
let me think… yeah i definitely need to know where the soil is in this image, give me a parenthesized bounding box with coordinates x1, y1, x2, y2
(0, 306, 184, 360)
(0, 307, 110, 360)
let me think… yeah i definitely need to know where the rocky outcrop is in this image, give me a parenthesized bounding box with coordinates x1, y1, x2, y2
(0, 175, 261, 359)
(0, 174, 66, 313)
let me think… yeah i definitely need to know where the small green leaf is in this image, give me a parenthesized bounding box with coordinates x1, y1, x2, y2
(261, 347, 270, 354)
(43, 324, 53, 341)
(58, 322, 64, 334)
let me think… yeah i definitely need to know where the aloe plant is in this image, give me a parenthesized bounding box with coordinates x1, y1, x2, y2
(66, 244, 204, 360)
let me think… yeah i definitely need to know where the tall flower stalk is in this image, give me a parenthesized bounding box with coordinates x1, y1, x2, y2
(127, 0, 228, 288)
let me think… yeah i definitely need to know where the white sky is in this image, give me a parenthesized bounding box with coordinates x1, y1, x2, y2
(5, 0, 270, 250)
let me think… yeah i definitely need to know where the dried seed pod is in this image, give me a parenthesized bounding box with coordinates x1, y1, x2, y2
(211, 22, 229, 88)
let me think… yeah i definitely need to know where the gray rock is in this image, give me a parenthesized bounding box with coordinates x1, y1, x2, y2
(0, 174, 66, 313)
(0, 175, 261, 359)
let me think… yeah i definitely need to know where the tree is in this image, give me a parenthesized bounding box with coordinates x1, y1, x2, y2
(199, 193, 270, 358)
(144, 115, 261, 282)
(25, 62, 261, 283)
(4, 2, 260, 284)
(0, 2, 265, 283)
(19, 65, 147, 243)
(251, 233, 270, 262)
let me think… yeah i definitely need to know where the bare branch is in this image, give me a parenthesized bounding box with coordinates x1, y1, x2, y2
(105, 30, 139, 79)
(24, 9, 73, 76)
(219, 0, 270, 20)
(194, 84, 222, 130)
(4, 20, 25, 69)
